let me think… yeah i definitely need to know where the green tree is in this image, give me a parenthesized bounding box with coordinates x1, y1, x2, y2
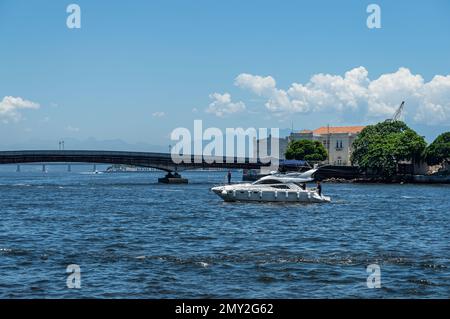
(423, 132, 450, 166)
(285, 139, 328, 161)
(350, 121, 427, 178)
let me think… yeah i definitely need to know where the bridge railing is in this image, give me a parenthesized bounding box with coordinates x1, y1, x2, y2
(0, 150, 274, 171)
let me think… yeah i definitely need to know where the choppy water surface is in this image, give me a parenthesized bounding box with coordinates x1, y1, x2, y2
(0, 169, 449, 298)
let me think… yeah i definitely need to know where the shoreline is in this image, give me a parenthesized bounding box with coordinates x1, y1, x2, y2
(321, 176, 450, 184)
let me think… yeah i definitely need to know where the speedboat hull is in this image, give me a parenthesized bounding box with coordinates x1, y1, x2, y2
(211, 186, 331, 203)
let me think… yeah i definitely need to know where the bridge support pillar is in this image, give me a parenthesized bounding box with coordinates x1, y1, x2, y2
(16, 165, 21, 172)
(158, 172, 188, 184)
(68, 164, 72, 172)
(42, 164, 47, 173)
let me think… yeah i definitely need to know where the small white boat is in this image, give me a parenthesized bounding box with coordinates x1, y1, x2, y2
(211, 168, 331, 203)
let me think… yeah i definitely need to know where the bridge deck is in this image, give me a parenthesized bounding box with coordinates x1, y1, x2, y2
(0, 150, 272, 172)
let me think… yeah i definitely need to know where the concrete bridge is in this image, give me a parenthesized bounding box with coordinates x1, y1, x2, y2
(0, 150, 271, 183)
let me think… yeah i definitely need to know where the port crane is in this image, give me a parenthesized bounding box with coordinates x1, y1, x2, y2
(386, 101, 405, 122)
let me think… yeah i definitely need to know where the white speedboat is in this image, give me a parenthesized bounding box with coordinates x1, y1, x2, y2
(211, 169, 331, 203)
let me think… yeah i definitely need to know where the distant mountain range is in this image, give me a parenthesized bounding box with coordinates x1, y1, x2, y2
(11, 126, 442, 153)
(3, 126, 441, 153)
(0, 129, 296, 153)
(0, 137, 169, 153)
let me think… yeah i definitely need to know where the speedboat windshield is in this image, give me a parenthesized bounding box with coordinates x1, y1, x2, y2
(252, 179, 283, 185)
(252, 168, 318, 185)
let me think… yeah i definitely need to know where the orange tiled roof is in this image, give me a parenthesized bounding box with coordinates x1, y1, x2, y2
(299, 129, 312, 133)
(312, 126, 366, 135)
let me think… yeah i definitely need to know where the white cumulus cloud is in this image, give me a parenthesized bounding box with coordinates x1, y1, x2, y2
(234, 67, 450, 125)
(367, 67, 423, 117)
(0, 96, 40, 123)
(414, 75, 450, 125)
(205, 92, 246, 117)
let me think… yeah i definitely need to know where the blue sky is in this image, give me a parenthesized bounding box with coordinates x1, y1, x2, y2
(1, 0, 449, 150)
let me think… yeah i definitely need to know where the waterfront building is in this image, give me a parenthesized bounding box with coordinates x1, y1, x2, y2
(254, 126, 365, 166)
(291, 126, 365, 166)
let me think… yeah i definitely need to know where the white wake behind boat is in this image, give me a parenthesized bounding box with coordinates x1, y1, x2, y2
(211, 168, 331, 203)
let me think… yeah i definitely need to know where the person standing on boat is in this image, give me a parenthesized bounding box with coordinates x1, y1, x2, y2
(227, 170, 232, 184)
(316, 181, 322, 196)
